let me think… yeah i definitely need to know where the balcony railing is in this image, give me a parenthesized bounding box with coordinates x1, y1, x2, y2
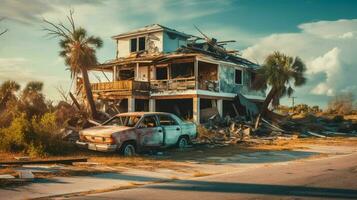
(90, 80, 150, 98)
(150, 77, 196, 91)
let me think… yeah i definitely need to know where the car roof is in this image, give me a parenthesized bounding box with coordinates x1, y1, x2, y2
(115, 112, 174, 117)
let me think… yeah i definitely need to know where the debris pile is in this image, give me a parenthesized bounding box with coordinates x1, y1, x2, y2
(196, 115, 254, 144)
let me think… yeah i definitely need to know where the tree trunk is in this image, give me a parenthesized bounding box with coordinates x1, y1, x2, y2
(81, 66, 98, 120)
(254, 87, 277, 129)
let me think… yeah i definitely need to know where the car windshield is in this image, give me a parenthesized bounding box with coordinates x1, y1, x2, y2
(103, 115, 142, 127)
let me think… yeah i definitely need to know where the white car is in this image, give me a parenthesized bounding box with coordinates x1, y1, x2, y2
(76, 112, 197, 156)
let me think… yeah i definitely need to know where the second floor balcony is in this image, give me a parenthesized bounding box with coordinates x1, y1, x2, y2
(90, 80, 150, 99)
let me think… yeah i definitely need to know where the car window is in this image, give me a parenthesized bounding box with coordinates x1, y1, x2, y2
(158, 115, 178, 126)
(139, 116, 158, 128)
(103, 115, 141, 127)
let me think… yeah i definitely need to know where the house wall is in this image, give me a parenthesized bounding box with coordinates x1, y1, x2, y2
(219, 64, 265, 97)
(116, 31, 164, 58)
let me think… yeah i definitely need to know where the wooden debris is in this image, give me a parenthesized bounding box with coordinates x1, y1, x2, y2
(306, 131, 326, 138)
(0, 158, 87, 166)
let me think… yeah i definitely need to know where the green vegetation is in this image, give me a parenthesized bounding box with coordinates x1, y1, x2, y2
(0, 80, 74, 157)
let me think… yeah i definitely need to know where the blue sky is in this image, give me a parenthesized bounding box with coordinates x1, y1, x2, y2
(1, 0, 357, 108)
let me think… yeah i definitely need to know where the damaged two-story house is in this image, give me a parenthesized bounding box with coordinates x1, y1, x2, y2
(82, 24, 265, 124)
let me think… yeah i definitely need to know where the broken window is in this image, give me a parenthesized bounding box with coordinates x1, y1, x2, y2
(139, 37, 146, 51)
(158, 115, 178, 126)
(235, 69, 242, 85)
(130, 38, 137, 52)
(139, 116, 157, 128)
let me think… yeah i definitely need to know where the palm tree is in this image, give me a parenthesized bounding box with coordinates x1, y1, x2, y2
(253, 51, 306, 129)
(20, 81, 48, 117)
(0, 80, 20, 112)
(43, 10, 103, 119)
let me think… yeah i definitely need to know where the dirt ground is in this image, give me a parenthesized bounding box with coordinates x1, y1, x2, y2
(1, 137, 357, 180)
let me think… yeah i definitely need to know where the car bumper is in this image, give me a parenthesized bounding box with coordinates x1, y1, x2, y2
(76, 141, 118, 152)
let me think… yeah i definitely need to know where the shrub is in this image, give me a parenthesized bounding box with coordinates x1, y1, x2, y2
(31, 112, 74, 155)
(0, 113, 33, 152)
(0, 112, 74, 156)
(327, 92, 355, 115)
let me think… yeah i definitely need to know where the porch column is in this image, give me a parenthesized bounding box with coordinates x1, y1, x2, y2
(217, 99, 223, 117)
(113, 65, 117, 81)
(194, 58, 198, 89)
(128, 97, 135, 112)
(135, 62, 140, 81)
(149, 99, 156, 112)
(193, 97, 200, 125)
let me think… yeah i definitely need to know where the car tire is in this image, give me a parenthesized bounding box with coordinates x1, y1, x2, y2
(120, 142, 136, 156)
(177, 136, 189, 149)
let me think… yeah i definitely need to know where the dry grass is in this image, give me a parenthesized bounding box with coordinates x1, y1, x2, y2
(192, 171, 212, 177)
(344, 114, 357, 121)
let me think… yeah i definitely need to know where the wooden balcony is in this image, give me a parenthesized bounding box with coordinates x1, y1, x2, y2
(90, 80, 150, 99)
(151, 77, 196, 92)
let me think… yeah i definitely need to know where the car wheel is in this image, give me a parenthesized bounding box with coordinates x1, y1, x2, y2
(177, 136, 188, 149)
(121, 143, 136, 156)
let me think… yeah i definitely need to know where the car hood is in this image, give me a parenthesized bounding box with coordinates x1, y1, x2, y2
(80, 126, 134, 137)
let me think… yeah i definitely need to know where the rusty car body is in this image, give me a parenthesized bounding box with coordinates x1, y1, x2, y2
(76, 112, 197, 155)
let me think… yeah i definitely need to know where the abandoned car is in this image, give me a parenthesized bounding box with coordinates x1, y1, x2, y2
(76, 112, 197, 156)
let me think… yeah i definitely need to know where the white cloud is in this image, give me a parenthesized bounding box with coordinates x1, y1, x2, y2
(242, 19, 357, 105)
(339, 32, 354, 39)
(308, 47, 341, 96)
(298, 19, 357, 39)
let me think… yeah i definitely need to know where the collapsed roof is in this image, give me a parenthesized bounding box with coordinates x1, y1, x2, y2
(93, 24, 259, 70)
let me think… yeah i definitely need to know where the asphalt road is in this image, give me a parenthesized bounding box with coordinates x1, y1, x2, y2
(75, 152, 357, 200)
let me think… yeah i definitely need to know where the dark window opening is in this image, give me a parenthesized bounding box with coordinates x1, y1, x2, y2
(118, 69, 135, 80)
(130, 38, 137, 52)
(156, 67, 168, 80)
(171, 62, 194, 79)
(235, 69, 242, 84)
(139, 37, 146, 51)
(135, 99, 149, 112)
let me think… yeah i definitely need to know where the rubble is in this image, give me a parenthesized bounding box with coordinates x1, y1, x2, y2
(18, 170, 34, 180)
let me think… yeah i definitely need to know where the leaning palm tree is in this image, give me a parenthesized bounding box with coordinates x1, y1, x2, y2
(43, 10, 102, 119)
(253, 51, 306, 129)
